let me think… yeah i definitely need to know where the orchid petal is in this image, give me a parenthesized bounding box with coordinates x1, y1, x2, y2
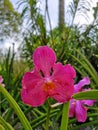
(52, 63, 76, 86)
(64, 64, 76, 78)
(69, 99, 76, 117)
(50, 63, 75, 102)
(74, 77, 90, 93)
(33, 46, 56, 76)
(21, 69, 48, 107)
(82, 100, 96, 106)
(21, 85, 48, 107)
(0, 76, 3, 83)
(75, 101, 87, 122)
(0, 76, 5, 87)
(22, 68, 43, 90)
(51, 82, 74, 103)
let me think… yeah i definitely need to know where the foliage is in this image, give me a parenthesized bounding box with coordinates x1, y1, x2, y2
(0, 0, 22, 41)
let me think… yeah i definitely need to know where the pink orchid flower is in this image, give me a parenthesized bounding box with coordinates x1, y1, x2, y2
(69, 77, 95, 122)
(0, 76, 5, 87)
(21, 46, 76, 107)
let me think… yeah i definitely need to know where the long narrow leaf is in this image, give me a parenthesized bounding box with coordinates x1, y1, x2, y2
(70, 120, 98, 130)
(71, 55, 97, 84)
(71, 54, 98, 87)
(0, 115, 14, 130)
(76, 49, 98, 77)
(73, 90, 98, 100)
(0, 85, 32, 130)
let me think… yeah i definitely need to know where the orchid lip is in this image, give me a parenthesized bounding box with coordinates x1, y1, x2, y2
(43, 81, 56, 92)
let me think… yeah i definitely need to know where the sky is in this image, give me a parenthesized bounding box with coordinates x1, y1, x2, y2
(10, 0, 59, 29)
(1, 0, 98, 51)
(10, 0, 98, 28)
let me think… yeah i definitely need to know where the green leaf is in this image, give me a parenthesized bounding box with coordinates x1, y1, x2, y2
(0, 85, 32, 130)
(69, 120, 98, 130)
(0, 115, 14, 130)
(0, 124, 5, 130)
(71, 49, 98, 88)
(60, 102, 69, 130)
(73, 90, 98, 100)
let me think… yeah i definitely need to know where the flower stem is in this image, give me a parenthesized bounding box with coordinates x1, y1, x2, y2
(45, 101, 51, 130)
(60, 101, 70, 130)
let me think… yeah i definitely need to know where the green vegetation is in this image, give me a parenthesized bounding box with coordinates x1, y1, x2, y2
(0, 0, 98, 129)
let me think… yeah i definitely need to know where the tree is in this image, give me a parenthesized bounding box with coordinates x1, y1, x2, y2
(0, 0, 21, 41)
(58, 0, 65, 31)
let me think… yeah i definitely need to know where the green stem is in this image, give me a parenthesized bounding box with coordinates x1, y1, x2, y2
(45, 102, 51, 130)
(31, 109, 59, 125)
(0, 85, 32, 130)
(60, 102, 70, 130)
(32, 112, 57, 129)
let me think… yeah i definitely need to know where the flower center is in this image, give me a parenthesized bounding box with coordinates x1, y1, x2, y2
(43, 82, 56, 92)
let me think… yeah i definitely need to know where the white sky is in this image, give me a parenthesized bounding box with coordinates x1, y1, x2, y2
(10, 0, 98, 28)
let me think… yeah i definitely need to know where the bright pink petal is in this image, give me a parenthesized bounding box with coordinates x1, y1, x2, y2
(33, 46, 56, 76)
(64, 64, 76, 78)
(50, 82, 74, 102)
(52, 63, 70, 84)
(21, 85, 48, 107)
(69, 99, 76, 117)
(21, 68, 48, 107)
(75, 101, 87, 122)
(22, 68, 43, 90)
(82, 100, 96, 106)
(49, 63, 75, 102)
(52, 63, 76, 86)
(51, 79, 74, 103)
(0, 76, 5, 87)
(74, 77, 90, 93)
(0, 76, 3, 83)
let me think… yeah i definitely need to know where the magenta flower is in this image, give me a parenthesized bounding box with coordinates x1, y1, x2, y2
(21, 46, 76, 107)
(0, 76, 5, 87)
(69, 77, 95, 122)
